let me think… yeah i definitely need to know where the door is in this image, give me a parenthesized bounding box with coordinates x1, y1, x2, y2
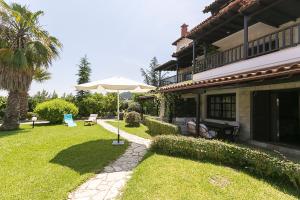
(252, 91, 272, 142)
(278, 91, 300, 146)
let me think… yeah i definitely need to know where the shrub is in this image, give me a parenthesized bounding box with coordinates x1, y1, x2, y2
(144, 116, 181, 136)
(125, 111, 141, 127)
(34, 99, 78, 124)
(0, 96, 6, 119)
(151, 135, 300, 190)
(127, 102, 141, 113)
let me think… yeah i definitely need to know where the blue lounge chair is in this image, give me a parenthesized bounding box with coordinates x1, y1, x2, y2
(64, 114, 77, 127)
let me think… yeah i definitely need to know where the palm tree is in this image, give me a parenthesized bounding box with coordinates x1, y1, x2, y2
(19, 68, 51, 120)
(0, 1, 62, 130)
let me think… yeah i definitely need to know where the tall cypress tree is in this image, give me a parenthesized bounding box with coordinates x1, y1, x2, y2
(76, 55, 92, 100)
(140, 57, 160, 87)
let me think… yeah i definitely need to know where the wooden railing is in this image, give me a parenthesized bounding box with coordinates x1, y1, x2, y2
(160, 75, 177, 87)
(160, 70, 193, 86)
(194, 23, 300, 74)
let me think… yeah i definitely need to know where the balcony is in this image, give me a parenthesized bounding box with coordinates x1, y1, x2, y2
(194, 23, 300, 74)
(160, 70, 193, 87)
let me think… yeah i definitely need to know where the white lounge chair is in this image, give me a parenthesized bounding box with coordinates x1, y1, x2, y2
(200, 123, 218, 139)
(187, 121, 218, 139)
(84, 114, 98, 126)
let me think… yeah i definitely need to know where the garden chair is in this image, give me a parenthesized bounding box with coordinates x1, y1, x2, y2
(64, 114, 77, 127)
(84, 114, 98, 126)
(227, 121, 240, 142)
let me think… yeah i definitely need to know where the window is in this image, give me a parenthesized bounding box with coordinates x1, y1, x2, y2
(207, 94, 236, 121)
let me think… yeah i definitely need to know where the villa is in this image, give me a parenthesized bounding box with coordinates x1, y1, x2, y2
(156, 0, 300, 153)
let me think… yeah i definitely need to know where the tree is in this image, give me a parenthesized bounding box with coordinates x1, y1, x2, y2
(50, 91, 58, 99)
(28, 90, 51, 112)
(19, 68, 51, 120)
(76, 55, 91, 100)
(140, 57, 160, 87)
(0, 1, 62, 130)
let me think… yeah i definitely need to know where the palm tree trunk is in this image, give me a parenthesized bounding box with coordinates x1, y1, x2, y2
(19, 91, 28, 120)
(0, 90, 20, 131)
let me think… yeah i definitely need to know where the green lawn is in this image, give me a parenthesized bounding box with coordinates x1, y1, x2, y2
(107, 120, 151, 139)
(121, 153, 300, 200)
(0, 122, 128, 200)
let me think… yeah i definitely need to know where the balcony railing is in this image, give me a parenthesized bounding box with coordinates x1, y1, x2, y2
(160, 75, 177, 87)
(160, 70, 193, 87)
(194, 23, 300, 74)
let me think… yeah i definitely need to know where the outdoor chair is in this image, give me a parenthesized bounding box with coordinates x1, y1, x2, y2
(224, 121, 240, 142)
(64, 114, 77, 127)
(84, 114, 98, 126)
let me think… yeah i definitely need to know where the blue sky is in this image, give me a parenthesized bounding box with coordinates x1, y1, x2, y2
(2, 0, 212, 96)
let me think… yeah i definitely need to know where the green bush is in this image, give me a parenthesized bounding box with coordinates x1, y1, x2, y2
(0, 96, 6, 119)
(76, 93, 117, 117)
(34, 99, 78, 124)
(151, 135, 300, 190)
(144, 116, 181, 136)
(127, 102, 141, 113)
(125, 111, 141, 127)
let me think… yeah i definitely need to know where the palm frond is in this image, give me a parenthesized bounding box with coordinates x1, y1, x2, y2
(33, 68, 51, 82)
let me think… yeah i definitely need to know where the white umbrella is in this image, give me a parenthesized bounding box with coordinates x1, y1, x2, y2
(75, 76, 156, 145)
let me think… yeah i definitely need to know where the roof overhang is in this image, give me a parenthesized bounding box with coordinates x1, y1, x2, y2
(154, 60, 177, 71)
(159, 62, 300, 93)
(188, 0, 300, 43)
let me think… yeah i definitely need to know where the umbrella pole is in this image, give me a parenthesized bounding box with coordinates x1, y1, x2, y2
(113, 90, 124, 145)
(117, 90, 120, 143)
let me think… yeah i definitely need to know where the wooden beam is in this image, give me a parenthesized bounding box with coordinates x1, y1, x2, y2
(193, 13, 242, 41)
(249, 0, 286, 17)
(270, 7, 298, 21)
(254, 16, 281, 27)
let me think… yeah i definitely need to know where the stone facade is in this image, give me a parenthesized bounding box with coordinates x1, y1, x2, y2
(199, 80, 300, 141)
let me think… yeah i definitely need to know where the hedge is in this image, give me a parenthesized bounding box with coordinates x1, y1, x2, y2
(143, 116, 181, 136)
(34, 99, 78, 124)
(151, 135, 300, 190)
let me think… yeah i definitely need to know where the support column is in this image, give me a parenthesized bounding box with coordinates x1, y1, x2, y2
(196, 93, 201, 136)
(203, 43, 208, 70)
(244, 15, 249, 59)
(192, 40, 196, 74)
(158, 71, 162, 86)
(176, 63, 179, 83)
(159, 94, 166, 120)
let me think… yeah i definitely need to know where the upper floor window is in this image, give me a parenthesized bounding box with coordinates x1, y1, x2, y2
(207, 94, 236, 121)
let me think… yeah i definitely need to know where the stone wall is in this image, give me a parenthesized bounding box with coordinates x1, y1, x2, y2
(200, 80, 300, 141)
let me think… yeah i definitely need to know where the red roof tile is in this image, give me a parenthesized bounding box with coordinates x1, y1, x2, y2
(187, 0, 258, 39)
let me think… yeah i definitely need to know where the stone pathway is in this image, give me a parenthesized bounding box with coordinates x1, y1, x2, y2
(68, 120, 151, 200)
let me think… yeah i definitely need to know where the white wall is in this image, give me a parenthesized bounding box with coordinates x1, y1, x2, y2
(213, 19, 300, 51)
(176, 38, 193, 52)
